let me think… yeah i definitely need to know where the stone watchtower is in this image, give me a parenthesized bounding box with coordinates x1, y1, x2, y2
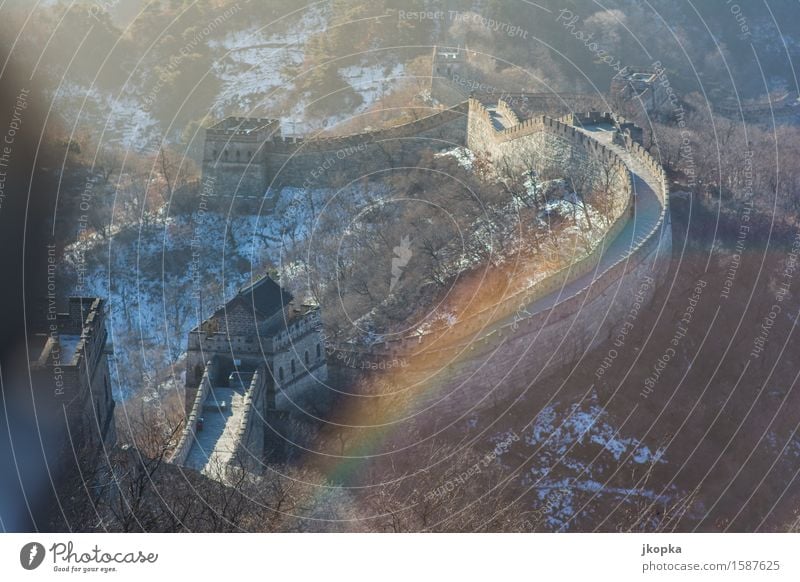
(432, 45, 466, 78)
(431, 46, 471, 105)
(184, 274, 328, 411)
(202, 117, 282, 197)
(611, 66, 669, 114)
(173, 275, 329, 472)
(30, 297, 116, 452)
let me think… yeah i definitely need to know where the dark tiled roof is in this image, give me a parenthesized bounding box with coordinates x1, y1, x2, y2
(236, 275, 293, 319)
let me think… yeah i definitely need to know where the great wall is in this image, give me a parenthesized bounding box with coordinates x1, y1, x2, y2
(172, 93, 672, 480)
(327, 99, 671, 419)
(201, 101, 469, 197)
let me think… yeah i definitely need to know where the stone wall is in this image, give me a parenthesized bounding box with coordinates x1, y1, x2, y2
(231, 366, 267, 472)
(185, 329, 265, 390)
(202, 118, 278, 198)
(201, 102, 469, 195)
(271, 315, 328, 409)
(467, 99, 631, 194)
(263, 105, 468, 188)
(408, 222, 670, 416)
(426, 135, 670, 416)
(172, 358, 217, 465)
(193, 96, 671, 429)
(329, 101, 671, 419)
(31, 297, 116, 449)
(496, 99, 520, 127)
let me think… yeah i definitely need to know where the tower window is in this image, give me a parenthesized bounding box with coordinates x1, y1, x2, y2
(304, 350, 309, 365)
(316, 343, 321, 359)
(291, 359, 295, 375)
(278, 367, 284, 381)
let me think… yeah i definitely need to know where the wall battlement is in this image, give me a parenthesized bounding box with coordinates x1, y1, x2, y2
(201, 102, 469, 195)
(196, 94, 670, 427)
(30, 297, 116, 450)
(324, 99, 671, 422)
(207, 117, 281, 136)
(174, 276, 328, 477)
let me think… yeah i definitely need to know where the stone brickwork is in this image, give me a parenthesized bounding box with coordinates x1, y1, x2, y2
(326, 99, 672, 420)
(173, 277, 329, 476)
(611, 66, 670, 114)
(192, 94, 671, 442)
(30, 297, 116, 452)
(171, 357, 218, 466)
(202, 117, 280, 198)
(230, 366, 268, 473)
(271, 310, 326, 399)
(201, 102, 469, 196)
(467, 98, 632, 198)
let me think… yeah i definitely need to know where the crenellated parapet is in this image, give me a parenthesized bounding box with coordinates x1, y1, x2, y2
(201, 102, 469, 195)
(230, 366, 268, 472)
(271, 310, 327, 397)
(271, 308, 322, 352)
(327, 100, 671, 418)
(262, 102, 469, 154)
(171, 357, 218, 466)
(30, 297, 116, 449)
(194, 95, 670, 425)
(174, 275, 329, 476)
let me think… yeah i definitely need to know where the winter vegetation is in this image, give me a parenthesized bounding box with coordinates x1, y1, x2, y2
(3, 0, 800, 534)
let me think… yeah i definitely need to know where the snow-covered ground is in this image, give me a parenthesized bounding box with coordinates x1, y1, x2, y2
(61, 182, 387, 399)
(476, 392, 677, 531)
(208, 8, 330, 120)
(435, 146, 474, 170)
(64, 209, 270, 398)
(50, 4, 416, 149)
(53, 81, 161, 151)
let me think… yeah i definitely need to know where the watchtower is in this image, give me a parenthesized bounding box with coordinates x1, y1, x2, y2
(611, 66, 668, 114)
(202, 117, 281, 196)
